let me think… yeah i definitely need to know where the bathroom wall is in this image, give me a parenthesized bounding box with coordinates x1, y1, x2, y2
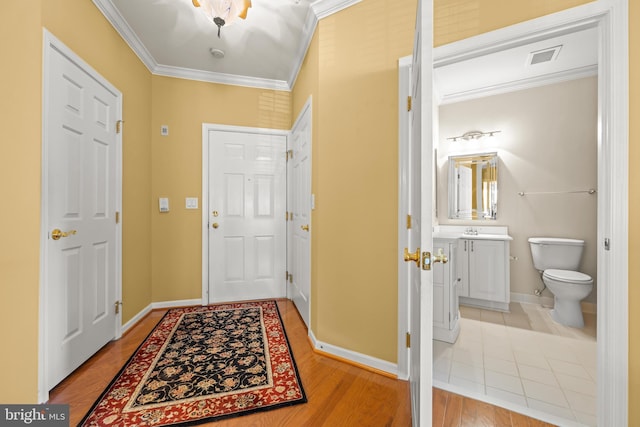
(436, 76, 598, 304)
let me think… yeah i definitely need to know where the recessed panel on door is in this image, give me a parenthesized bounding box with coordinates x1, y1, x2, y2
(225, 174, 245, 217)
(62, 247, 82, 341)
(93, 139, 109, 217)
(255, 175, 274, 217)
(92, 96, 109, 130)
(223, 236, 245, 282)
(93, 242, 108, 322)
(255, 236, 275, 279)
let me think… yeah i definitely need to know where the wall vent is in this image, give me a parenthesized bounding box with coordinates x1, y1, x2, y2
(527, 45, 562, 66)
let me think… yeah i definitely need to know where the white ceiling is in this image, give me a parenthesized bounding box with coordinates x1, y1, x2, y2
(93, 0, 598, 96)
(435, 26, 598, 104)
(92, 0, 360, 90)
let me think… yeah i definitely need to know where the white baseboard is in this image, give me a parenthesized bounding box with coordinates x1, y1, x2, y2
(151, 298, 203, 310)
(308, 329, 398, 377)
(510, 292, 554, 308)
(121, 298, 203, 334)
(121, 303, 152, 334)
(510, 292, 597, 314)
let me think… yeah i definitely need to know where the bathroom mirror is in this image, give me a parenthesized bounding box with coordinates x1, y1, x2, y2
(448, 152, 498, 220)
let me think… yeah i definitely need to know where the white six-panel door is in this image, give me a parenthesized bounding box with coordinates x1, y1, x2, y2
(207, 129, 286, 303)
(289, 101, 312, 328)
(43, 33, 121, 391)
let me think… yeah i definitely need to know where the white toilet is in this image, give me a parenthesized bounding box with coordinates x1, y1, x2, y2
(528, 237, 593, 328)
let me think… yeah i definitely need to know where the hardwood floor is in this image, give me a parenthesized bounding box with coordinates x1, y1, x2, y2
(48, 299, 554, 426)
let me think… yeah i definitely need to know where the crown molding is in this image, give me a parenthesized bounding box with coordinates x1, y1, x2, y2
(287, 5, 319, 90)
(153, 64, 290, 91)
(310, 0, 361, 20)
(437, 64, 598, 105)
(92, 0, 158, 71)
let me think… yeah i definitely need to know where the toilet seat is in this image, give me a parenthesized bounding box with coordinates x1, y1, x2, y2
(543, 269, 592, 284)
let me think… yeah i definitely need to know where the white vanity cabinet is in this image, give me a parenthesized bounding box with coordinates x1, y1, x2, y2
(457, 237, 510, 311)
(433, 238, 460, 343)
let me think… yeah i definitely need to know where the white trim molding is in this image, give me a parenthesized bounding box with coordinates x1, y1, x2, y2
(308, 330, 398, 377)
(431, 2, 628, 425)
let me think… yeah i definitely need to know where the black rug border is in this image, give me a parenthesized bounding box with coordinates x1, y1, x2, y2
(78, 299, 307, 426)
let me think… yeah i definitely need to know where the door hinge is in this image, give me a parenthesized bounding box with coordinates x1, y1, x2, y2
(289, 273, 293, 283)
(286, 149, 293, 161)
(406, 214, 412, 229)
(406, 332, 411, 348)
(114, 300, 122, 314)
(115, 211, 120, 224)
(116, 120, 124, 134)
(407, 96, 412, 112)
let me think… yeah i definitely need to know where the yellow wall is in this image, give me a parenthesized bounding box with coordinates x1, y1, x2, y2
(0, 1, 44, 405)
(150, 76, 291, 302)
(0, 0, 154, 403)
(299, 0, 416, 362)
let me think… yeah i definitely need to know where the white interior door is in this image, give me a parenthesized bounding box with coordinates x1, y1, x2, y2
(43, 33, 121, 391)
(408, 0, 434, 424)
(207, 129, 286, 303)
(288, 100, 312, 327)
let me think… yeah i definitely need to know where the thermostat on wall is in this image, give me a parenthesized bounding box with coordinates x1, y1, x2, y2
(159, 197, 170, 212)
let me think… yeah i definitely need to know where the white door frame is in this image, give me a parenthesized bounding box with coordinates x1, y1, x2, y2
(39, 29, 123, 403)
(201, 123, 289, 304)
(397, 56, 412, 380)
(398, 1, 627, 424)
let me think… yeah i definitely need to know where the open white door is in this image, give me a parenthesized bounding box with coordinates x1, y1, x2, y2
(288, 99, 312, 328)
(407, 0, 434, 424)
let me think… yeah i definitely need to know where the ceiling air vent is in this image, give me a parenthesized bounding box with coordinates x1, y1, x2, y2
(527, 45, 562, 66)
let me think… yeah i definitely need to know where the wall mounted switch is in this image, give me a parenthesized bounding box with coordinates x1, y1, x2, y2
(186, 197, 198, 209)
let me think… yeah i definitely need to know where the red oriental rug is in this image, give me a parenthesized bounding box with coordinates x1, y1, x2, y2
(79, 300, 306, 426)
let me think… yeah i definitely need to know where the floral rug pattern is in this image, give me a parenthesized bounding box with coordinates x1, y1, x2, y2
(80, 300, 306, 426)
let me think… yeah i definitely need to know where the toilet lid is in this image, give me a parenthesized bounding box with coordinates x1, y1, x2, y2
(544, 269, 592, 284)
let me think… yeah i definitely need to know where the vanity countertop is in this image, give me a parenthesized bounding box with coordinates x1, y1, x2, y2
(433, 226, 513, 241)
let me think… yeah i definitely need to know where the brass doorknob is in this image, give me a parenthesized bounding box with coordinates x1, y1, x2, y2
(301, 224, 309, 231)
(51, 228, 77, 240)
(433, 248, 448, 264)
(403, 247, 421, 267)
(212, 222, 219, 229)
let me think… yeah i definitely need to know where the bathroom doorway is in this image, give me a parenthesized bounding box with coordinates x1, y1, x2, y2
(409, 2, 627, 425)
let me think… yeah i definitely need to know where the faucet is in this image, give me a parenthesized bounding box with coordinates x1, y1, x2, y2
(464, 227, 478, 235)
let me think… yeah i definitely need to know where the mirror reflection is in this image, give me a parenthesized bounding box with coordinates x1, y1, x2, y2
(448, 152, 498, 220)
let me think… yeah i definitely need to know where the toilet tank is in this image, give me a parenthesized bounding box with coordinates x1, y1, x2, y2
(528, 237, 585, 271)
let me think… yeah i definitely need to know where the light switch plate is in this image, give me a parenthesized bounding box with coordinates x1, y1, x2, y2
(185, 197, 198, 209)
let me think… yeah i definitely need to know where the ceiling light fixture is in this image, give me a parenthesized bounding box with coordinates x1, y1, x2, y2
(447, 130, 501, 142)
(192, 0, 252, 38)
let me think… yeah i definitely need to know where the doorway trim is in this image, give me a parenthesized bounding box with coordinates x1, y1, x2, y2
(398, 1, 627, 424)
(38, 29, 123, 403)
(200, 123, 289, 304)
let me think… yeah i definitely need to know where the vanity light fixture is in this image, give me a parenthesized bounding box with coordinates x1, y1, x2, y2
(447, 130, 501, 142)
(447, 130, 502, 142)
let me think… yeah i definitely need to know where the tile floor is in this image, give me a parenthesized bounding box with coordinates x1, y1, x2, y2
(433, 303, 597, 426)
